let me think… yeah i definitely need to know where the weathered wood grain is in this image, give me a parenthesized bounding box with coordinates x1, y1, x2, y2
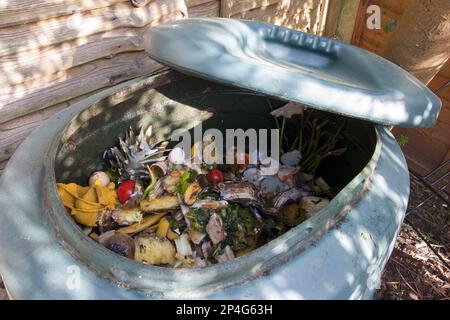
(443, 149, 450, 162)
(188, 0, 220, 17)
(185, 0, 215, 7)
(0, 70, 180, 163)
(350, 0, 369, 45)
(0, 51, 165, 124)
(0, 0, 187, 57)
(0, 0, 334, 171)
(0, 91, 98, 162)
(221, 0, 279, 18)
(371, 0, 411, 15)
(393, 98, 450, 175)
(332, 0, 360, 43)
(0, 0, 221, 167)
(359, 38, 383, 55)
(230, 0, 324, 33)
(0, 19, 180, 87)
(429, 74, 450, 102)
(0, 0, 129, 28)
(131, 0, 154, 7)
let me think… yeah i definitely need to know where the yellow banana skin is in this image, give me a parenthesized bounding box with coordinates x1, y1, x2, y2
(57, 180, 117, 227)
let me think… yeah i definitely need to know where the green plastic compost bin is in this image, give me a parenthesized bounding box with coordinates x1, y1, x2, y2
(0, 18, 442, 299)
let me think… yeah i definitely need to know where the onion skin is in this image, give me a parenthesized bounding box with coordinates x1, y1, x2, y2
(89, 171, 110, 187)
(168, 147, 185, 165)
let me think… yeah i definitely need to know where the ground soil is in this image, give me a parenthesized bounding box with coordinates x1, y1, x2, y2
(375, 174, 449, 300)
(0, 175, 448, 300)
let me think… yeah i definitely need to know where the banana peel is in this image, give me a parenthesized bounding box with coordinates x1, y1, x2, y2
(117, 212, 167, 234)
(156, 217, 170, 238)
(140, 195, 179, 212)
(57, 181, 118, 227)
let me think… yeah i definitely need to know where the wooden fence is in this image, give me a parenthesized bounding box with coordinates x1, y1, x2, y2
(0, 0, 330, 175)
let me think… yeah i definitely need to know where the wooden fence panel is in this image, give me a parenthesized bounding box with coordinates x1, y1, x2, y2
(0, 0, 332, 174)
(188, 0, 220, 17)
(0, 0, 128, 28)
(0, 0, 223, 172)
(221, 0, 279, 18)
(223, 0, 326, 33)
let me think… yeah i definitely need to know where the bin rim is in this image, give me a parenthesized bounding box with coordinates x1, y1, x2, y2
(42, 72, 381, 293)
(0, 72, 409, 299)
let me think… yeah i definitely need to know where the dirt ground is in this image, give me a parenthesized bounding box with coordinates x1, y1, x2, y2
(375, 174, 449, 300)
(0, 175, 448, 300)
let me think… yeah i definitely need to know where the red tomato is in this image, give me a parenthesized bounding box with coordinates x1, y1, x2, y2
(206, 169, 224, 185)
(117, 180, 135, 204)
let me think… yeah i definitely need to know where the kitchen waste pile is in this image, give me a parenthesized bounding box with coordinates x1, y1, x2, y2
(57, 104, 346, 268)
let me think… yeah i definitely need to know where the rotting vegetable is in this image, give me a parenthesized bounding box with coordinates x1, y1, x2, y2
(58, 112, 346, 267)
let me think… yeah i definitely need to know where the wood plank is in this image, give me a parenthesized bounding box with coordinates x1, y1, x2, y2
(333, 0, 361, 43)
(428, 74, 450, 101)
(220, 0, 279, 18)
(231, 0, 323, 33)
(0, 70, 180, 163)
(393, 98, 450, 174)
(397, 128, 448, 173)
(0, 91, 100, 162)
(0, 24, 178, 87)
(403, 153, 431, 176)
(315, 0, 329, 36)
(0, 51, 165, 124)
(130, 0, 153, 7)
(371, 0, 412, 15)
(360, 29, 390, 52)
(350, 0, 369, 45)
(0, 0, 127, 28)
(359, 38, 383, 55)
(0, 0, 187, 57)
(434, 58, 450, 79)
(186, 0, 215, 7)
(357, 0, 407, 54)
(322, 0, 342, 37)
(443, 148, 450, 162)
(188, 0, 220, 17)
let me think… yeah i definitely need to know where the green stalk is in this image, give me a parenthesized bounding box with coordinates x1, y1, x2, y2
(305, 121, 346, 172)
(289, 135, 299, 151)
(298, 110, 312, 152)
(142, 168, 158, 200)
(267, 99, 282, 146)
(305, 119, 319, 157)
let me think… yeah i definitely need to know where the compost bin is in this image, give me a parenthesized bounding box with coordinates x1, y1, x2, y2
(0, 18, 441, 299)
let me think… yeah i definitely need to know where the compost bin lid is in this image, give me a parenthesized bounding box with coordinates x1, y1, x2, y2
(143, 18, 441, 128)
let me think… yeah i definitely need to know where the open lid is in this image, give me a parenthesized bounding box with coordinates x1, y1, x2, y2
(143, 18, 442, 128)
